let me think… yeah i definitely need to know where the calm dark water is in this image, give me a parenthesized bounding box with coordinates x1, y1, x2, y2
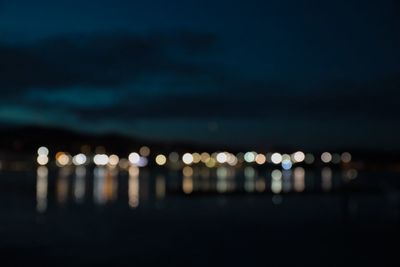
(0, 166, 399, 266)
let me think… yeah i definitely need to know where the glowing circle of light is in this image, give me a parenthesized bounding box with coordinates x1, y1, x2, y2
(281, 159, 292, 170)
(56, 152, 71, 166)
(37, 146, 49, 156)
(108, 154, 119, 166)
(182, 153, 194, 165)
(37, 155, 49, 166)
(216, 152, 227, 164)
(293, 151, 305, 163)
(72, 153, 87, 166)
(139, 146, 150, 157)
(341, 152, 352, 163)
(244, 152, 256, 163)
(271, 153, 283, 164)
(321, 152, 332, 163)
(128, 152, 141, 164)
(93, 154, 109, 166)
(255, 154, 266, 165)
(155, 154, 167, 166)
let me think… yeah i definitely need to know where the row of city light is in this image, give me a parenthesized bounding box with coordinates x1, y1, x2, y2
(37, 146, 352, 170)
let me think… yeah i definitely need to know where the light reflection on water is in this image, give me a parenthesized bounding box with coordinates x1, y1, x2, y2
(36, 166, 358, 213)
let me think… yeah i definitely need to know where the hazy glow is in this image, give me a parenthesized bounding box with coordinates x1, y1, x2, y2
(118, 158, 130, 169)
(216, 152, 227, 164)
(205, 158, 216, 168)
(137, 157, 148, 167)
(93, 154, 109, 166)
(37, 146, 49, 156)
(72, 153, 87, 166)
(183, 166, 194, 177)
(169, 152, 179, 163)
(341, 152, 352, 163)
(255, 154, 266, 165)
(36, 166, 48, 213)
(293, 167, 305, 192)
(304, 153, 315, 164)
(344, 169, 358, 180)
(56, 152, 71, 166)
(155, 154, 167, 166)
(255, 178, 266, 192)
(271, 169, 282, 181)
(128, 152, 140, 164)
(292, 151, 305, 163)
(192, 153, 201, 163)
(244, 152, 256, 163)
(108, 154, 119, 166)
(182, 176, 193, 194)
(321, 167, 332, 191)
(244, 166, 256, 179)
(73, 167, 86, 202)
(227, 154, 238, 166)
(271, 174, 283, 198)
(271, 153, 282, 164)
(321, 152, 332, 163)
(281, 159, 292, 170)
(156, 175, 166, 199)
(200, 152, 210, 163)
(128, 166, 139, 208)
(37, 155, 49, 165)
(139, 146, 150, 157)
(182, 153, 194, 165)
(331, 153, 341, 164)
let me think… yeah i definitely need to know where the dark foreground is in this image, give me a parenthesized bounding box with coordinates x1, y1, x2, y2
(0, 167, 399, 266)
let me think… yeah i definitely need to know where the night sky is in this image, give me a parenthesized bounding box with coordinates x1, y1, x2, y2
(1, 0, 399, 150)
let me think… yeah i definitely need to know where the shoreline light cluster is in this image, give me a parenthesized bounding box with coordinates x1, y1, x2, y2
(36, 146, 352, 170)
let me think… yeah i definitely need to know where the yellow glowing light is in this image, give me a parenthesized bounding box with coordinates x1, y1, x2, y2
(271, 153, 282, 164)
(182, 176, 193, 194)
(192, 153, 201, 164)
(292, 151, 305, 163)
(37, 155, 49, 165)
(255, 154, 266, 165)
(321, 152, 332, 163)
(128, 152, 140, 164)
(108, 154, 119, 166)
(183, 166, 193, 177)
(200, 152, 210, 163)
(37, 146, 49, 156)
(205, 158, 216, 168)
(182, 153, 194, 165)
(139, 146, 150, 157)
(155, 154, 167, 166)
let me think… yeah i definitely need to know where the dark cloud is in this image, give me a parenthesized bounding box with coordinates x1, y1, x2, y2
(0, 32, 217, 93)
